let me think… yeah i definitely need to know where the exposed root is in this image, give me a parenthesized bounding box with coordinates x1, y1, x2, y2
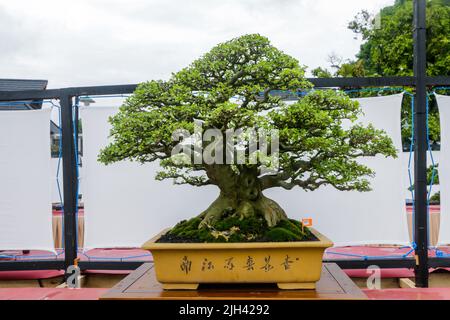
(197, 193, 288, 229)
(254, 195, 288, 227)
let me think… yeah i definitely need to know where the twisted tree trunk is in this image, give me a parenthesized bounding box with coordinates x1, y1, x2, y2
(198, 165, 288, 228)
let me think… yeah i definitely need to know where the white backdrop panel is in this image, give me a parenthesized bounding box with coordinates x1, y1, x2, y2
(82, 95, 408, 248)
(0, 109, 54, 251)
(81, 106, 218, 249)
(436, 94, 450, 245)
(265, 94, 408, 246)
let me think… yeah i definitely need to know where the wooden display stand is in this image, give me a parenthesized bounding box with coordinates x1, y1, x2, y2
(100, 263, 367, 300)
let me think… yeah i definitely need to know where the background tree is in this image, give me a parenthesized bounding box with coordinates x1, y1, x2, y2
(315, 0, 449, 148)
(99, 34, 396, 241)
(349, 0, 449, 77)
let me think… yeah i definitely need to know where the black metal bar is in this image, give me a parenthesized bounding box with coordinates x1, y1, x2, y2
(0, 260, 144, 271)
(309, 76, 415, 88)
(325, 258, 416, 269)
(426, 76, 450, 87)
(74, 97, 79, 166)
(60, 93, 78, 275)
(1, 76, 450, 102)
(65, 84, 138, 96)
(2, 256, 449, 272)
(0, 84, 137, 101)
(3, 256, 450, 272)
(428, 257, 450, 268)
(0, 260, 65, 271)
(78, 261, 145, 271)
(0, 88, 62, 101)
(413, 0, 429, 288)
(309, 76, 450, 87)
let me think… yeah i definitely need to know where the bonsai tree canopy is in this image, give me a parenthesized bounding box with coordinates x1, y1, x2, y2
(99, 34, 396, 242)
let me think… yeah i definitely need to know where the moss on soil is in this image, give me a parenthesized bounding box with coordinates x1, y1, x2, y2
(157, 215, 315, 243)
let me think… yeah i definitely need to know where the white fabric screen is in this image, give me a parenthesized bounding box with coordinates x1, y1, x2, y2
(0, 109, 54, 251)
(82, 95, 408, 248)
(436, 94, 450, 245)
(265, 94, 408, 246)
(81, 106, 218, 249)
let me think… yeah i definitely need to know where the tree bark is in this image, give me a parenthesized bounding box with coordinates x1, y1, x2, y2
(198, 165, 288, 228)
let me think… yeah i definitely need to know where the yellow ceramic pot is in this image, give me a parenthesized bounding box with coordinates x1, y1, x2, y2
(142, 228, 333, 290)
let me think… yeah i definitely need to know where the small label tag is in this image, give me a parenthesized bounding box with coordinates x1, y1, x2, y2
(301, 218, 313, 227)
(301, 218, 313, 232)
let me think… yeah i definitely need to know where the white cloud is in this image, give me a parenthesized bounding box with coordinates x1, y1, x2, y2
(0, 0, 395, 88)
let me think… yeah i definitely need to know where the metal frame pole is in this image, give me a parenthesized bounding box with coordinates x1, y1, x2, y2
(413, 0, 429, 288)
(60, 93, 78, 274)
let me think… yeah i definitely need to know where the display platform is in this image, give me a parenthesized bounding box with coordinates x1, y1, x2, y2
(100, 263, 367, 300)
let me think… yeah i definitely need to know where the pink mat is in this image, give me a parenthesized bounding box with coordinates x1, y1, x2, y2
(364, 288, 450, 300)
(1, 287, 450, 300)
(0, 270, 64, 280)
(0, 288, 107, 300)
(0, 248, 151, 278)
(52, 209, 84, 216)
(328, 245, 417, 278)
(325, 245, 450, 278)
(79, 248, 152, 261)
(0, 249, 64, 280)
(406, 205, 440, 213)
(345, 268, 415, 278)
(324, 245, 415, 260)
(80, 248, 152, 275)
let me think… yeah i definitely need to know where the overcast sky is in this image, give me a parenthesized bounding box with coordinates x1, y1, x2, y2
(0, 0, 394, 89)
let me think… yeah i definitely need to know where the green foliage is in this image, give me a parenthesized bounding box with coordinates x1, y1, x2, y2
(428, 164, 439, 185)
(409, 164, 439, 191)
(336, 60, 367, 78)
(264, 228, 302, 242)
(311, 67, 333, 78)
(348, 0, 450, 77)
(99, 34, 396, 205)
(315, 1, 448, 147)
(264, 219, 313, 242)
(160, 216, 313, 243)
(266, 89, 396, 191)
(345, 0, 448, 146)
(430, 191, 440, 203)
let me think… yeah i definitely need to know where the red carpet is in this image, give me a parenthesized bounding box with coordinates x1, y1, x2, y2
(1, 287, 449, 300)
(0, 288, 107, 300)
(364, 288, 450, 300)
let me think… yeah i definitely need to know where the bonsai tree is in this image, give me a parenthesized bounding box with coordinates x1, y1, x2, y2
(99, 34, 396, 242)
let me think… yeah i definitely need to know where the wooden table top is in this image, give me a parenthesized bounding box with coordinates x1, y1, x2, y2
(100, 263, 367, 300)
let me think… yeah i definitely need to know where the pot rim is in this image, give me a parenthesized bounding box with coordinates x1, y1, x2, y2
(142, 227, 333, 250)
